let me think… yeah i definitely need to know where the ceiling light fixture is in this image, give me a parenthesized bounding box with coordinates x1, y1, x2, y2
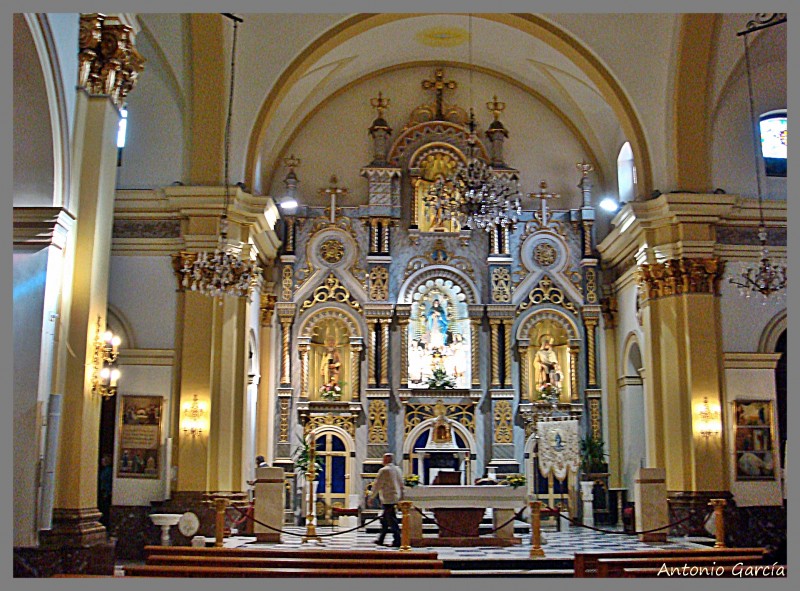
(423, 14, 521, 233)
(178, 13, 261, 301)
(729, 13, 787, 301)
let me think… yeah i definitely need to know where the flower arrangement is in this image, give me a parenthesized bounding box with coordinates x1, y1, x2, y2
(502, 474, 527, 489)
(537, 383, 560, 401)
(426, 367, 457, 389)
(319, 382, 342, 400)
(403, 474, 420, 488)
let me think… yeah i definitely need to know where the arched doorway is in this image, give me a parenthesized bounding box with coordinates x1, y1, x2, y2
(619, 335, 646, 493)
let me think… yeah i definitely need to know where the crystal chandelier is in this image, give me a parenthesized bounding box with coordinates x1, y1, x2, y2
(424, 14, 522, 232)
(178, 13, 261, 300)
(729, 13, 787, 301)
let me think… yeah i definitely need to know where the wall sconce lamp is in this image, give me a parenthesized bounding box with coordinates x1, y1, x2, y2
(697, 396, 721, 439)
(182, 394, 207, 437)
(91, 316, 121, 398)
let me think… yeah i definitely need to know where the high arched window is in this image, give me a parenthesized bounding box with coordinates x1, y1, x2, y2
(617, 142, 637, 203)
(759, 110, 787, 177)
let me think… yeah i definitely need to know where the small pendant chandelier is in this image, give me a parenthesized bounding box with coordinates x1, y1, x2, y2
(179, 14, 260, 301)
(728, 13, 787, 301)
(424, 14, 521, 232)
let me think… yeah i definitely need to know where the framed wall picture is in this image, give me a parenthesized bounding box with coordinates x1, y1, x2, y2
(118, 395, 163, 479)
(734, 400, 776, 481)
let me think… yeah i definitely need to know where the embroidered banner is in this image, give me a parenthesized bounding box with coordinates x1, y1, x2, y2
(537, 419, 580, 480)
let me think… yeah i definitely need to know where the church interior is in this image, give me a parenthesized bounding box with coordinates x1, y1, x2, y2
(12, 10, 787, 578)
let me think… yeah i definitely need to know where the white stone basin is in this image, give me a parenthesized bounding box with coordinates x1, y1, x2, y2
(150, 513, 183, 546)
(150, 513, 182, 526)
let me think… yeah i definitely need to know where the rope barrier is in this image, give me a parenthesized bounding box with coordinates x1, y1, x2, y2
(538, 501, 713, 536)
(412, 505, 528, 537)
(229, 504, 382, 539)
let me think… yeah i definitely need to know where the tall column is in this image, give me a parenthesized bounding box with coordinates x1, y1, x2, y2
(490, 319, 502, 389)
(279, 318, 292, 386)
(569, 344, 580, 402)
(379, 319, 390, 387)
(584, 318, 598, 387)
(370, 219, 380, 253)
(257, 293, 276, 463)
(470, 315, 482, 388)
(367, 320, 377, 387)
(503, 226, 511, 256)
(42, 14, 144, 559)
(381, 221, 391, 253)
(398, 318, 409, 387)
(298, 343, 310, 400)
(350, 342, 362, 401)
(503, 320, 513, 388)
(637, 258, 727, 494)
(518, 345, 530, 401)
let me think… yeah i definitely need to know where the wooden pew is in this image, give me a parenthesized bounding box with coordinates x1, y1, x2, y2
(622, 564, 787, 578)
(143, 545, 440, 561)
(597, 554, 761, 578)
(124, 565, 450, 578)
(146, 555, 445, 570)
(574, 547, 766, 577)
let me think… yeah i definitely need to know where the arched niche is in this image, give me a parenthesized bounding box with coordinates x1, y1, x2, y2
(403, 415, 477, 485)
(406, 277, 472, 389)
(619, 331, 646, 493)
(307, 426, 354, 524)
(407, 142, 467, 232)
(517, 307, 580, 402)
(297, 307, 364, 401)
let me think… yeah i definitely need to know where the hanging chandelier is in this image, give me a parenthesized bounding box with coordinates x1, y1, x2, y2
(178, 13, 261, 300)
(423, 14, 521, 232)
(729, 13, 787, 301)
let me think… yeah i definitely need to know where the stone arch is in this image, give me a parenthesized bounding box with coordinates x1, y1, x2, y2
(297, 305, 364, 341)
(758, 309, 787, 353)
(398, 265, 480, 305)
(621, 331, 643, 376)
(403, 416, 477, 481)
(106, 304, 136, 350)
(244, 14, 653, 196)
(516, 306, 580, 342)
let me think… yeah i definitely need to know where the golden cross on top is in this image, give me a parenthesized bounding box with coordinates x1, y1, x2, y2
(576, 160, 594, 178)
(529, 180, 560, 227)
(284, 154, 301, 171)
(422, 68, 457, 119)
(486, 95, 505, 121)
(319, 174, 348, 223)
(370, 91, 389, 118)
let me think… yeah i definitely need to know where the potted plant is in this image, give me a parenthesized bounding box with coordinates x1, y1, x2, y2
(579, 434, 608, 526)
(502, 474, 527, 489)
(319, 382, 343, 400)
(403, 474, 420, 488)
(426, 367, 457, 389)
(293, 435, 323, 476)
(579, 434, 608, 476)
(537, 383, 560, 403)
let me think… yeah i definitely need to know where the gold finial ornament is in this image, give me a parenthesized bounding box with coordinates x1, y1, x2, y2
(284, 154, 301, 170)
(422, 68, 458, 119)
(576, 160, 594, 177)
(370, 91, 390, 118)
(486, 95, 505, 120)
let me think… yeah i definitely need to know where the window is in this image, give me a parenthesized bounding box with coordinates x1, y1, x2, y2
(117, 108, 128, 166)
(617, 142, 636, 203)
(759, 110, 786, 177)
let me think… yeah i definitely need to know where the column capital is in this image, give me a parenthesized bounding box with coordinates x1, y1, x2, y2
(79, 13, 145, 108)
(637, 257, 724, 300)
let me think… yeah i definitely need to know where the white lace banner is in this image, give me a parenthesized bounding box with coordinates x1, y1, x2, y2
(537, 419, 580, 481)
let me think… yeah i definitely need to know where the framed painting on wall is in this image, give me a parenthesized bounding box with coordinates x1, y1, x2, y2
(734, 400, 776, 481)
(117, 395, 163, 479)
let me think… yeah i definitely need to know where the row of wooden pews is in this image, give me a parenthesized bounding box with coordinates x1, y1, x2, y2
(123, 545, 451, 578)
(574, 547, 784, 578)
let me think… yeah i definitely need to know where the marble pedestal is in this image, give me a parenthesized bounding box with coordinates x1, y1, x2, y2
(253, 466, 285, 543)
(634, 467, 667, 542)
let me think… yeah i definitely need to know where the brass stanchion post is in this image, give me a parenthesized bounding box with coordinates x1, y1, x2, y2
(708, 498, 727, 548)
(398, 501, 412, 552)
(213, 498, 227, 547)
(529, 500, 545, 557)
(302, 429, 322, 543)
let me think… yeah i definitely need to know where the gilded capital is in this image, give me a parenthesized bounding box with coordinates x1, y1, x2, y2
(79, 13, 145, 108)
(637, 257, 723, 300)
(260, 293, 277, 326)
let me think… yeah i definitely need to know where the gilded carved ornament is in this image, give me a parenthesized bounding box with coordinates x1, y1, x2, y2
(491, 267, 512, 303)
(319, 239, 345, 264)
(518, 276, 578, 315)
(79, 13, 145, 108)
(300, 273, 362, 313)
(637, 257, 723, 300)
(404, 402, 475, 435)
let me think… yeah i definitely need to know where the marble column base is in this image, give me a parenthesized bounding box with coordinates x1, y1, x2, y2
(667, 490, 733, 537)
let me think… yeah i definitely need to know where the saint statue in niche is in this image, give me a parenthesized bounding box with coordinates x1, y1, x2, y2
(535, 335, 562, 389)
(425, 298, 449, 351)
(321, 338, 342, 386)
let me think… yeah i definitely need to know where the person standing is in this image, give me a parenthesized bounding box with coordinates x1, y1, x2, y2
(369, 453, 404, 547)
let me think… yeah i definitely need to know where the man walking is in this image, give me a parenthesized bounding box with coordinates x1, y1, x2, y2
(369, 453, 404, 547)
